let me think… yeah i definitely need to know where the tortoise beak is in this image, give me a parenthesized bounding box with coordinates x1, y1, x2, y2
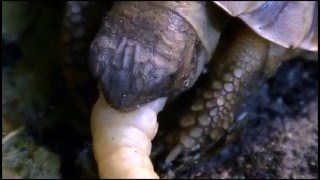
(89, 33, 171, 111)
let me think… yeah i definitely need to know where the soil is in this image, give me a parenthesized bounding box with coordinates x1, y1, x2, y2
(2, 128, 61, 179)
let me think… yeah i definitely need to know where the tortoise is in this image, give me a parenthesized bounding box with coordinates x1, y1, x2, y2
(2, 1, 318, 178)
(88, 1, 318, 164)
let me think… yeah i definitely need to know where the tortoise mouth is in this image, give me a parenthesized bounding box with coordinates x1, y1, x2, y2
(89, 33, 200, 111)
(89, 33, 171, 111)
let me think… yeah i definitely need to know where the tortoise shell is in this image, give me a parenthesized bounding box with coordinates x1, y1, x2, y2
(214, 1, 318, 51)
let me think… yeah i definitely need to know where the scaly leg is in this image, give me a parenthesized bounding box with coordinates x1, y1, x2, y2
(166, 20, 300, 164)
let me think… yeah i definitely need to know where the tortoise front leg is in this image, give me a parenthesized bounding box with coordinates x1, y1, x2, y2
(166, 20, 299, 164)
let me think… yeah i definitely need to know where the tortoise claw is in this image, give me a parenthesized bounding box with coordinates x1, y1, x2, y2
(165, 144, 182, 165)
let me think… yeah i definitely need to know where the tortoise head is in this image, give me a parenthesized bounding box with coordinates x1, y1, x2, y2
(89, 1, 208, 111)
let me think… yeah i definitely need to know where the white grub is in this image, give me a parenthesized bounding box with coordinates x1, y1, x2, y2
(91, 92, 167, 179)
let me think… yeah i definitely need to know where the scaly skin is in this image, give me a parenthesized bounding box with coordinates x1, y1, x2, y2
(166, 20, 301, 163)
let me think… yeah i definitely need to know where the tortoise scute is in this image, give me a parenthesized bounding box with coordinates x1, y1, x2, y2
(213, 1, 265, 16)
(300, 2, 318, 51)
(240, 1, 310, 49)
(214, 1, 318, 51)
